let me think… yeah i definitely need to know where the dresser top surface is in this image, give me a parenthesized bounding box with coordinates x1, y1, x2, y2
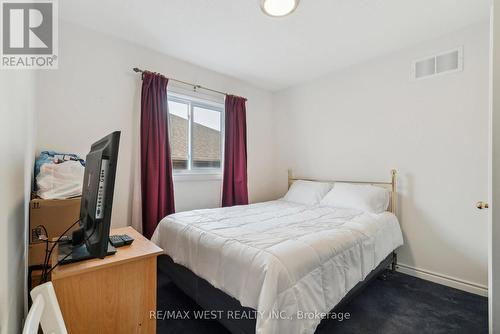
(51, 226, 163, 280)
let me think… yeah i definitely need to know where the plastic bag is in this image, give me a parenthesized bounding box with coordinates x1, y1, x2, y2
(36, 160, 85, 199)
(34, 151, 85, 191)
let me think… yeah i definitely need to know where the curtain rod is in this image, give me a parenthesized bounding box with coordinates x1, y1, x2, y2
(133, 67, 247, 101)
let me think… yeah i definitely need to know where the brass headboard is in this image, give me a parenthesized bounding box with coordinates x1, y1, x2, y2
(287, 169, 397, 215)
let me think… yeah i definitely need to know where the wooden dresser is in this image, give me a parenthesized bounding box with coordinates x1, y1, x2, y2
(51, 226, 163, 333)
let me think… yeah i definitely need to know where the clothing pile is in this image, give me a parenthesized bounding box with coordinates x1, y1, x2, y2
(35, 151, 86, 199)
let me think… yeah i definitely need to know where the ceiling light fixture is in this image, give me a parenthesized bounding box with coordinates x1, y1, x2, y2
(261, 0, 299, 17)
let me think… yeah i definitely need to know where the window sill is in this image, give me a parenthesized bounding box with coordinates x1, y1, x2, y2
(173, 173, 222, 182)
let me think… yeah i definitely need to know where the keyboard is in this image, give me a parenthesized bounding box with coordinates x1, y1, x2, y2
(109, 234, 134, 248)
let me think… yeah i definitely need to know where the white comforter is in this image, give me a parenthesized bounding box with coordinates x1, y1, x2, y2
(152, 200, 403, 334)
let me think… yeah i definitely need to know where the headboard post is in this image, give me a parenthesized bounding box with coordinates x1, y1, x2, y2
(287, 169, 293, 188)
(391, 169, 397, 214)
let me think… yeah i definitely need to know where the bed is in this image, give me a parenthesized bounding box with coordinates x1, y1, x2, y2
(152, 170, 403, 334)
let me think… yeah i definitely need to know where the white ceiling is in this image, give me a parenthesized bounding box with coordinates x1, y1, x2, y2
(60, 0, 490, 91)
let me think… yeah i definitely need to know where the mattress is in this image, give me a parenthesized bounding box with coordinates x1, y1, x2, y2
(152, 200, 403, 334)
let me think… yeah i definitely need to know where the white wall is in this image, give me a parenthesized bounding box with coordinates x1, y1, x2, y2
(0, 72, 35, 334)
(35, 20, 490, 295)
(273, 22, 490, 294)
(36, 21, 281, 227)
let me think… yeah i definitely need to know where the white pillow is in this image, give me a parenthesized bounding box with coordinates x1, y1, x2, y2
(320, 182, 390, 213)
(283, 180, 332, 206)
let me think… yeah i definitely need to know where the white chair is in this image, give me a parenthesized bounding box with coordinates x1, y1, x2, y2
(23, 282, 68, 334)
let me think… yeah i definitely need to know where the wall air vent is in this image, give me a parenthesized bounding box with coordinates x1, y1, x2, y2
(411, 47, 463, 80)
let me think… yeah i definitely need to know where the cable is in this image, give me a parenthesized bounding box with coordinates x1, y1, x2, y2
(33, 225, 51, 278)
(42, 227, 97, 282)
(48, 218, 82, 252)
(34, 225, 48, 240)
(44, 218, 81, 263)
(40, 218, 81, 283)
(42, 252, 72, 279)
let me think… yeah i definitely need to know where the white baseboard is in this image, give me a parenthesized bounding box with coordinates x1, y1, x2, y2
(395, 263, 488, 297)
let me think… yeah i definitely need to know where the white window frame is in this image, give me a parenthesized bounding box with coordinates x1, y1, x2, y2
(167, 92, 224, 179)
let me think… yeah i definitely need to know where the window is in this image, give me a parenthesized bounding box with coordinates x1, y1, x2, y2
(168, 92, 224, 174)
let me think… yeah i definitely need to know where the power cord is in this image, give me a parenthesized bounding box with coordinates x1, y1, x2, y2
(41, 227, 97, 281)
(38, 218, 81, 284)
(33, 225, 51, 277)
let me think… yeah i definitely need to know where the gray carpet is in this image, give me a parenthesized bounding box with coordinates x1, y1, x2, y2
(157, 270, 487, 334)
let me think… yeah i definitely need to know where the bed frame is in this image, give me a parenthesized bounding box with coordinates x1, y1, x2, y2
(159, 253, 392, 334)
(287, 169, 397, 215)
(288, 168, 398, 270)
(158, 169, 399, 333)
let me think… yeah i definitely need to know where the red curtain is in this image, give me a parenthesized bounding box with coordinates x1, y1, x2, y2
(140, 71, 175, 238)
(222, 95, 249, 207)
